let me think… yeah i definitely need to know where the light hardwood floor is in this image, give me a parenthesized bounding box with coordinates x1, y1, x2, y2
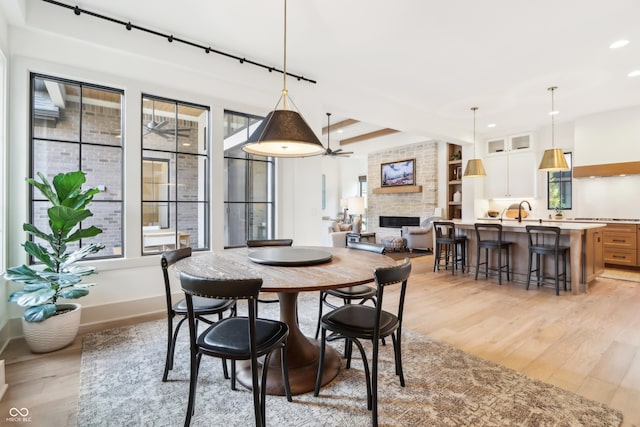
(1, 255, 639, 426)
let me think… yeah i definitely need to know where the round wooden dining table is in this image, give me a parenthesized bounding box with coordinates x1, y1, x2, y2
(173, 245, 396, 395)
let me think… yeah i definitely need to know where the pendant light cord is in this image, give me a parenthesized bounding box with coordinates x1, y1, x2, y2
(549, 86, 557, 148)
(471, 106, 478, 158)
(282, 0, 288, 109)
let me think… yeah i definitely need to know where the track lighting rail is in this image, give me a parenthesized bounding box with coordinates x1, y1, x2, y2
(41, 0, 317, 84)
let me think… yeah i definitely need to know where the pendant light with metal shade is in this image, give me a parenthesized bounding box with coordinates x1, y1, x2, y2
(242, 0, 325, 158)
(538, 86, 569, 171)
(463, 107, 486, 177)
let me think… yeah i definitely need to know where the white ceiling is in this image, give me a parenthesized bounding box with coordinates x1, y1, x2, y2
(4, 0, 640, 155)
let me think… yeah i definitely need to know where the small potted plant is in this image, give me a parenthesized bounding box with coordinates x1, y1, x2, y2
(4, 171, 104, 353)
(554, 202, 565, 219)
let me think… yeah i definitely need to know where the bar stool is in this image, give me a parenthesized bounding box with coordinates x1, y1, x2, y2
(474, 223, 513, 285)
(433, 221, 466, 275)
(525, 225, 570, 296)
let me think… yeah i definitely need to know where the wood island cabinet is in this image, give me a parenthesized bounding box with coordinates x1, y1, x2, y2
(585, 228, 604, 283)
(603, 223, 637, 267)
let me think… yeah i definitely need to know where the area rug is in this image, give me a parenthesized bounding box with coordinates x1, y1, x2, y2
(77, 295, 623, 426)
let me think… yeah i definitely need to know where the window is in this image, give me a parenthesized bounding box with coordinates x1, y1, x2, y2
(141, 95, 209, 254)
(30, 74, 124, 258)
(223, 111, 275, 248)
(547, 152, 572, 211)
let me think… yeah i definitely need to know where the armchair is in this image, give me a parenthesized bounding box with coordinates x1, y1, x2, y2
(402, 216, 440, 252)
(327, 221, 357, 247)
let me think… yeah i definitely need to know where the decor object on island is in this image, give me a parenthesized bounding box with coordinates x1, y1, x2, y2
(463, 106, 487, 177)
(4, 171, 104, 353)
(242, 0, 324, 158)
(381, 158, 415, 187)
(539, 86, 570, 171)
(322, 113, 352, 157)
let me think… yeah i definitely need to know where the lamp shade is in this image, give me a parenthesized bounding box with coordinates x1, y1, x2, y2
(242, 110, 325, 157)
(347, 196, 365, 215)
(463, 158, 486, 177)
(538, 148, 569, 171)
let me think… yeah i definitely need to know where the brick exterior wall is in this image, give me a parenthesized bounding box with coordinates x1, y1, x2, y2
(367, 141, 439, 242)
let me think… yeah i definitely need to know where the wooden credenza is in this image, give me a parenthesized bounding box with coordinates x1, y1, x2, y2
(603, 223, 638, 267)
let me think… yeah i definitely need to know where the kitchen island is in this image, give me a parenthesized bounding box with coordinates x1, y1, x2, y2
(452, 219, 606, 294)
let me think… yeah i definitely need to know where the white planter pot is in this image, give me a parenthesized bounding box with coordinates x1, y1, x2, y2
(21, 303, 82, 353)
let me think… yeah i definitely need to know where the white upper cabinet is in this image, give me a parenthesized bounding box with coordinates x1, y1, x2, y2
(487, 133, 532, 155)
(484, 133, 536, 198)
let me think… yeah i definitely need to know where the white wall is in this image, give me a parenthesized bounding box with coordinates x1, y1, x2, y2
(573, 106, 640, 219)
(2, 4, 327, 334)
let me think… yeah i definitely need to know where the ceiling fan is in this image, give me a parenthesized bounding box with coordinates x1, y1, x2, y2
(323, 112, 353, 157)
(144, 100, 191, 139)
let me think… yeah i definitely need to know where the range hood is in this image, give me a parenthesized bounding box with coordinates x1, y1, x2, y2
(573, 161, 640, 178)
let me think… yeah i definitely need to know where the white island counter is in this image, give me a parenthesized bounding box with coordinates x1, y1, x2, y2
(451, 219, 606, 294)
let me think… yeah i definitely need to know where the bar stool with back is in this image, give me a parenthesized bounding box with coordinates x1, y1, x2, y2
(474, 223, 513, 285)
(433, 221, 467, 275)
(525, 225, 570, 296)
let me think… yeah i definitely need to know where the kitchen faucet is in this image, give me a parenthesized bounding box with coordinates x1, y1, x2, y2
(518, 201, 532, 223)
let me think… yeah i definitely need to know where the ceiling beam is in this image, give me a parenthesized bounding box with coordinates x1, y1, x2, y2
(322, 118, 359, 134)
(340, 128, 399, 145)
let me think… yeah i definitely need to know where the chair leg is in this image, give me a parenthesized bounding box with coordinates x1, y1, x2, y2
(314, 292, 324, 339)
(280, 344, 292, 402)
(484, 248, 489, 278)
(314, 329, 327, 397)
(555, 251, 560, 296)
(498, 246, 503, 285)
(371, 336, 379, 427)
(184, 351, 202, 427)
(526, 250, 533, 290)
(163, 315, 174, 382)
(433, 243, 440, 272)
(392, 332, 405, 387)
(250, 353, 262, 427)
(563, 251, 568, 292)
(474, 245, 481, 280)
(536, 254, 542, 287)
(506, 246, 511, 281)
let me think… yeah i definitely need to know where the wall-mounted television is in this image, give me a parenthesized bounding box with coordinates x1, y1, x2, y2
(381, 158, 415, 187)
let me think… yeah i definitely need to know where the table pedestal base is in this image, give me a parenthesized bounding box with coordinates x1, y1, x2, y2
(236, 292, 341, 395)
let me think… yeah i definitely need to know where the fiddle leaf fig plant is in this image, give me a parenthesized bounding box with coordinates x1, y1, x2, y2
(4, 171, 105, 322)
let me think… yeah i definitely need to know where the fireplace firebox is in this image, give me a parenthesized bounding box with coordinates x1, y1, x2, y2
(379, 216, 420, 228)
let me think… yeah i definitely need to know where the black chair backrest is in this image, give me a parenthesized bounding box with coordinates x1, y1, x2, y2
(347, 241, 386, 254)
(433, 221, 456, 239)
(246, 239, 293, 247)
(474, 223, 504, 243)
(525, 225, 561, 249)
(180, 271, 263, 301)
(161, 247, 192, 310)
(373, 258, 412, 339)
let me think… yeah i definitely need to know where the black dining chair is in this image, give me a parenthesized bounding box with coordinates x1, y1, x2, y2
(180, 271, 292, 427)
(160, 247, 235, 382)
(313, 241, 385, 340)
(314, 258, 412, 426)
(246, 239, 293, 312)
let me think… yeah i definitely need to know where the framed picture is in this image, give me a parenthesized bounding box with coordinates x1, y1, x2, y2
(380, 158, 415, 187)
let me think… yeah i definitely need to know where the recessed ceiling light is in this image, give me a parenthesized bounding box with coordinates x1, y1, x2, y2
(487, 123, 496, 128)
(628, 70, 640, 77)
(337, 130, 343, 134)
(610, 39, 629, 49)
(548, 110, 559, 116)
